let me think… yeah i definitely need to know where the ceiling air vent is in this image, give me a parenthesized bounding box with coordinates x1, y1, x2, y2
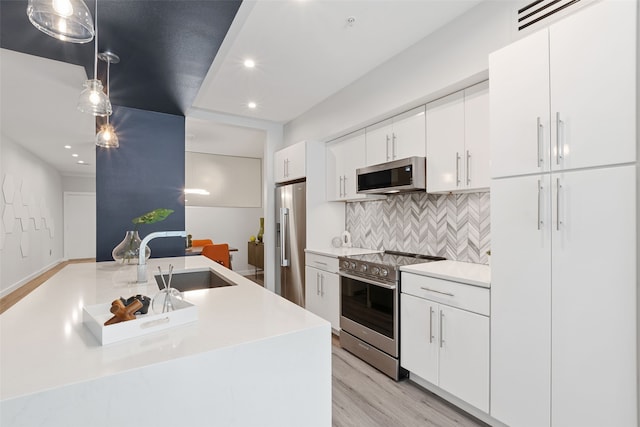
(518, 0, 582, 31)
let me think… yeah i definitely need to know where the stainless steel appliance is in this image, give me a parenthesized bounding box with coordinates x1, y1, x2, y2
(357, 156, 426, 194)
(275, 181, 306, 307)
(339, 251, 445, 380)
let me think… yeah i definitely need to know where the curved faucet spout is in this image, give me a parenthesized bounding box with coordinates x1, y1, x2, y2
(136, 231, 187, 283)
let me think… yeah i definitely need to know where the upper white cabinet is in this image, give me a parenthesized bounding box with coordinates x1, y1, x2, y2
(326, 131, 368, 201)
(426, 81, 490, 193)
(365, 106, 425, 166)
(274, 141, 306, 183)
(490, 0, 636, 179)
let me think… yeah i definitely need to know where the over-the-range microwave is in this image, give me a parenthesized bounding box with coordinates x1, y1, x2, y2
(356, 156, 426, 194)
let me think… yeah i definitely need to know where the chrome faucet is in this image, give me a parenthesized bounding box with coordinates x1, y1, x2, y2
(137, 231, 187, 283)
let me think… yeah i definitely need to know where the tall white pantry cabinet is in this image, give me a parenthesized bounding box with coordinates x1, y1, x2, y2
(489, 1, 638, 427)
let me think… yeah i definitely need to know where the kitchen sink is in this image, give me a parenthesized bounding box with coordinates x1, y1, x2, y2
(154, 269, 237, 292)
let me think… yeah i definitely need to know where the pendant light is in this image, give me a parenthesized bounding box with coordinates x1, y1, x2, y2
(26, 0, 94, 43)
(95, 51, 119, 148)
(77, 0, 111, 116)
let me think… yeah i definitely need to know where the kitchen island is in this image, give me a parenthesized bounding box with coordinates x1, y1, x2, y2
(0, 257, 331, 426)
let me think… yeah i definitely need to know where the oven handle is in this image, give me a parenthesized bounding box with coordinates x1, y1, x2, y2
(339, 272, 396, 290)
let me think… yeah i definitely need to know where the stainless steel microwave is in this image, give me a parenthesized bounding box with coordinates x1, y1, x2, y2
(356, 156, 426, 194)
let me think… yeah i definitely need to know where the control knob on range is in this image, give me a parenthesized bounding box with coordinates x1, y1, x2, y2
(371, 266, 380, 275)
(341, 260, 350, 270)
(359, 264, 368, 273)
(350, 261, 357, 270)
(380, 268, 389, 277)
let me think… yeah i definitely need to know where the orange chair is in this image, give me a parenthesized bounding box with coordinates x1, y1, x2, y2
(201, 244, 230, 269)
(191, 239, 213, 247)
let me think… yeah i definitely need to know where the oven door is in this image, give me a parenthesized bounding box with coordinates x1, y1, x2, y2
(340, 272, 398, 357)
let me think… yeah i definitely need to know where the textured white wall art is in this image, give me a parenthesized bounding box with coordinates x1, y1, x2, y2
(2, 174, 15, 204)
(3, 204, 15, 233)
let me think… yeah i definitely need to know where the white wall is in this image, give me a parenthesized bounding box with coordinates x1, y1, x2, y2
(186, 206, 263, 275)
(284, 1, 514, 145)
(1, 136, 63, 296)
(62, 175, 95, 193)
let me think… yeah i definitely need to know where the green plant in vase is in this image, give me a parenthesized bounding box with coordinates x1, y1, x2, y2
(112, 208, 174, 263)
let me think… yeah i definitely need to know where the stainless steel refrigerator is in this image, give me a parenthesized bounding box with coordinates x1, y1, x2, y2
(275, 181, 306, 307)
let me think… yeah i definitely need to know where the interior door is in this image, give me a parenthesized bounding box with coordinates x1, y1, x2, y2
(63, 192, 96, 259)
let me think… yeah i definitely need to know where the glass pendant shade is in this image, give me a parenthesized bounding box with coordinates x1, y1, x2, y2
(26, 0, 94, 43)
(77, 79, 111, 116)
(95, 123, 119, 148)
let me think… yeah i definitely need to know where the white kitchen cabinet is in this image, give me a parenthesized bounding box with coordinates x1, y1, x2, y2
(326, 131, 368, 201)
(401, 274, 489, 413)
(365, 106, 425, 166)
(490, 0, 636, 179)
(305, 257, 340, 332)
(426, 81, 489, 193)
(274, 141, 306, 183)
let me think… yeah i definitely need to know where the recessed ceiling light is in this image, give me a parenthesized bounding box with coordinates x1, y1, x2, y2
(77, 160, 85, 164)
(243, 58, 255, 68)
(248, 102, 257, 109)
(64, 145, 72, 149)
(72, 153, 79, 157)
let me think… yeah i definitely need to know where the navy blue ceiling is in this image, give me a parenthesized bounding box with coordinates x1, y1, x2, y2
(0, 0, 242, 116)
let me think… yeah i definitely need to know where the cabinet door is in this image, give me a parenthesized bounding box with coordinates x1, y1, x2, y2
(325, 141, 343, 201)
(319, 270, 340, 331)
(426, 90, 464, 192)
(489, 29, 550, 178)
(550, 0, 636, 171)
(551, 166, 637, 427)
(341, 133, 367, 200)
(305, 266, 324, 320)
(285, 141, 306, 181)
(365, 119, 392, 166)
(490, 174, 552, 427)
(463, 81, 490, 190)
(392, 106, 426, 161)
(274, 149, 287, 183)
(400, 293, 438, 385)
(438, 305, 489, 413)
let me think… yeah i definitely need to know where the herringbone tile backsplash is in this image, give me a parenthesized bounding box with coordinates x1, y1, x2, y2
(346, 192, 490, 264)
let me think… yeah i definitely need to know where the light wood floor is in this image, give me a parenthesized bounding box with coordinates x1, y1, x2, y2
(332, 338, 488, 427)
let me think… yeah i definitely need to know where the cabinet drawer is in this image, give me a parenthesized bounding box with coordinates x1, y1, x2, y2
(306, 253, 338, 273)
(401, 273, 489, 316)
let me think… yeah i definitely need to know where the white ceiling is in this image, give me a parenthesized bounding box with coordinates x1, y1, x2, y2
(2, 0, 483, 177)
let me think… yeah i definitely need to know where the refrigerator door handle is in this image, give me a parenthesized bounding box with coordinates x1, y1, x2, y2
(280, 207, 290, 267)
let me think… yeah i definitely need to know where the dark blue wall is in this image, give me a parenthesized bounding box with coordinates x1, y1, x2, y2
(96, 105, 186, 262)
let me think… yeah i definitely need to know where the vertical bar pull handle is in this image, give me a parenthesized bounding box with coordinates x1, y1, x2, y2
(455, 152, 461, 187)
(316, 272, 320, 295)
(429, 306, 434, 343)
(466, 150, 471, 186)
(280, 208, 289, 267)
(556, 112, 563, 165)
(343, 175, 347, 198)
(556, 178, 561, 231)
(386, 135, 390, 161)
(339, 176, 343, 198)
(537, 179, 542, 230)
(537, 117, 543, 168)
(320, 274, 324, 297)
(439, 310, 444, 348)
(392, 133, 397, 160)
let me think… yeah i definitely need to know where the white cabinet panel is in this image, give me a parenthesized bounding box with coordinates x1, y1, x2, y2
(365, 119, 393, 166)
(490, 174, 552, 427)
(305, 265, 340, 331)
(490, 30, 550, 178)
(463, 81, 490, 190)
(438, 305, 489, 413)
(400, 293, 438, 384)
(275, 141, 306, 183)
(551, 166, 636, 427)
(549, 0, 636, 171)
(326, 132, 367, 201)
(365, 107, 425, 167)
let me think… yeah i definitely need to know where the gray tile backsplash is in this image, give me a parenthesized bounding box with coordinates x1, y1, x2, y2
(345, 192, 490, 264)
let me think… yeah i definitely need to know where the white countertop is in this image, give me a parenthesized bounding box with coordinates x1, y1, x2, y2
(305, 247, 382, 258)
(401, 260, 491, 288)
(0, 256, 327, 401)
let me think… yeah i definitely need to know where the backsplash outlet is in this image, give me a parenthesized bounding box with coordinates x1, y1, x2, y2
(346, 192, 490, 264)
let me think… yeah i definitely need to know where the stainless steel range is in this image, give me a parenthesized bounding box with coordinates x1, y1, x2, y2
(339, 250, 445, 380)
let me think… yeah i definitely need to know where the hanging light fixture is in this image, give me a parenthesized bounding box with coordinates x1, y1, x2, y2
(95, 51, 119, 148)
(26, 0, 94, 43)
(77, 0, 111, 116)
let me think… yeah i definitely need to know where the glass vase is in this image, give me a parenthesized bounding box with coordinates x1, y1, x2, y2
(257, 217, 264, 242)
(112, 230, 151, 263)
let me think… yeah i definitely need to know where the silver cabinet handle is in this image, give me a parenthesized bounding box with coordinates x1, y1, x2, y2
(342, 175, 347, 198)
(439, 310, 444, 348)
(429, 306, 434, 344)
(386, 134, 390, 161)
(420, 286, 454, 297)
(466, 150, 471, 185)
(316, 272, 320, 295)
(314, 261, 328, 266)
(556, 178, 562, 231)
(392, 133, 397, 160)
(320, 274, 324, 297)
(556, 112, 563, 165)
(537, 117, 543, 168)
(339, 176, 343, 198)
(455, 152, 461, 187)
(280, 208, 289, 267)
(537, 179, 542, 230)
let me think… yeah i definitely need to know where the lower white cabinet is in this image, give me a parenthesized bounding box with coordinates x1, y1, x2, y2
(305, 262, 340, 332)
(401, 274, 489, 413)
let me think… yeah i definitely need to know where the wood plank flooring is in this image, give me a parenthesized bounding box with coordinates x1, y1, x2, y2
(332, 340, 488, 427)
